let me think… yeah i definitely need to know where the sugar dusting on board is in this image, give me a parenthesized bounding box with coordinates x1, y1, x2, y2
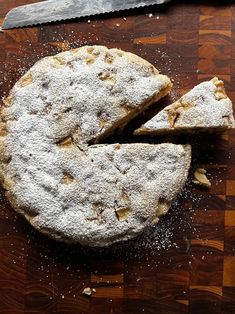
(0, 173, 213, 303)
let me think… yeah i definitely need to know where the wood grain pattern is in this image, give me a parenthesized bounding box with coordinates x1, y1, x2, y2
(0, 1, 235, 313)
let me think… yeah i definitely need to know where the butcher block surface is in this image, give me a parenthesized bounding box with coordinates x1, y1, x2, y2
(0, 0, 235, 313)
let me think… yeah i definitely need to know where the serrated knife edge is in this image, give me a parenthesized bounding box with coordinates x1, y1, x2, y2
(2, 0, 171, 30)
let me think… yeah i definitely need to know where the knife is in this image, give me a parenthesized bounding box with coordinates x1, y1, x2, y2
(2, 0, 171, 30)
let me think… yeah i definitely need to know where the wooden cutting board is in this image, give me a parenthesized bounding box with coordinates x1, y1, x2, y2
(0, 1, 235, 313)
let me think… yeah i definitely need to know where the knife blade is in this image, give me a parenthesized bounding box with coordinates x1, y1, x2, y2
(2, 0, 171, 30)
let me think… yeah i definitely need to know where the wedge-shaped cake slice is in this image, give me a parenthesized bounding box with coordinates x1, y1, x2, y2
(0, 46, 188, 247)
(135, 77, 235, 136)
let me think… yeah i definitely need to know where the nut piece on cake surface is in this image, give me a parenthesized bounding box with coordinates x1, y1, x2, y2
(193, 168, 211, 188)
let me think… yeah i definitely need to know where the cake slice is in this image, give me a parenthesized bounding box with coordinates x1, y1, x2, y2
(134, 77, 235, 136)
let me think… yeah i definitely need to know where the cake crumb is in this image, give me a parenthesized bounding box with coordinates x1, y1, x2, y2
(193, 168, 211, 189)
(82, 287, 92, 296)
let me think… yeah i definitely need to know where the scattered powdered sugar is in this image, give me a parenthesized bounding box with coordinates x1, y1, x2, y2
(1, 168, 211, 299)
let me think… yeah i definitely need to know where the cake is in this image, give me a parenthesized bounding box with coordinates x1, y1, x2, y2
(0, 45, 191, 247)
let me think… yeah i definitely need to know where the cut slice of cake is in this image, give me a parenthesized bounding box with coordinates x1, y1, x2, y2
(134, 77, 235, 136)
